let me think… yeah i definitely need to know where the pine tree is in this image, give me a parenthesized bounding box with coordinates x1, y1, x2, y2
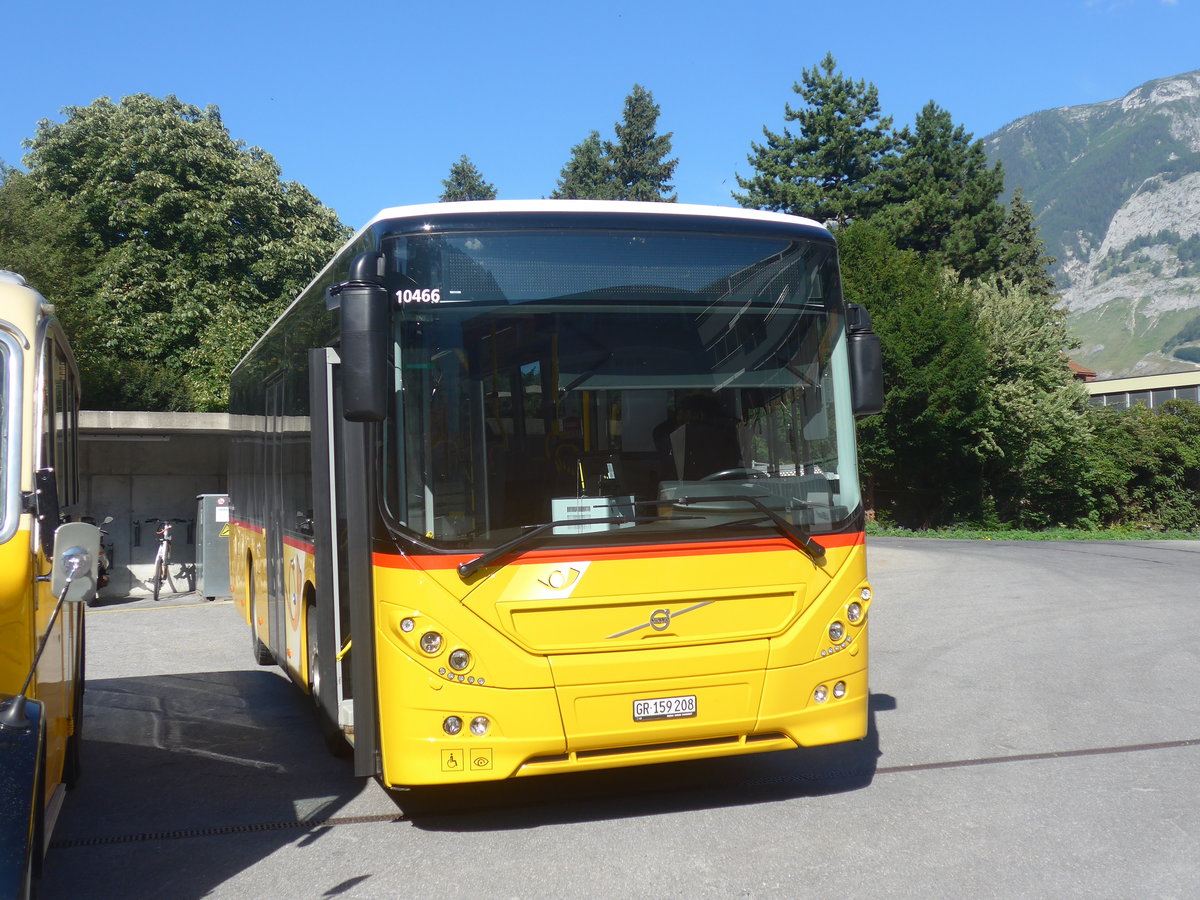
(439, 155, 497, 202)
(551, 131, 616, 199)
(873, 102, 1006, 279)
(605, 85, 677, 202)
(996, 188, 1058, 297)
(734, 53, 896, 225)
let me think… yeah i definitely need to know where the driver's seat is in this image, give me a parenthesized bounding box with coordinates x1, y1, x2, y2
(673, 420, 743, 481)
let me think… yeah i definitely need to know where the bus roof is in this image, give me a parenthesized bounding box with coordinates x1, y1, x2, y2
(362, 200, 827, 234)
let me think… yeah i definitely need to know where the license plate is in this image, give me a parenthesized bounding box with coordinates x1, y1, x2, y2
(633, 694, 697, 722)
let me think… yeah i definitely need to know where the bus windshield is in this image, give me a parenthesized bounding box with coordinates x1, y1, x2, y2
(380, 228, 862, 548)
(1, 331, 16, 543)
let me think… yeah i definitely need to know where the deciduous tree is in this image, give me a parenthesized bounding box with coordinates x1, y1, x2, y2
(1084, 400, 1200, 531)
(0, 163, 93, 304)
(19, 94, 349, 410)
(969, 276, 1091, 526)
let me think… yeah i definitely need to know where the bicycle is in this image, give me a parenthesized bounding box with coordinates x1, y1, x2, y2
(146, 518, 187, 601)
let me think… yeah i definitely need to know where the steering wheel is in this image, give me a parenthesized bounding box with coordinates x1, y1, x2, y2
(700, 467, 766, 481)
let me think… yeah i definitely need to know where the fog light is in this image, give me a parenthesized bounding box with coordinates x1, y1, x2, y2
(400, 617, 415, 633)
(814, 685, 828, 703)
(420, 631, 443, 654)
(846, 602, 862, 624)
(828, 621, 845, 642)
(833, 681, 847, 699)
(443, 716, 463, 735)
(449, 649, 471, 671)
(470, 716, 489, 736)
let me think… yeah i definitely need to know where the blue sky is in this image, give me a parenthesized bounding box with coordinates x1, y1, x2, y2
(3, 0, 1197, 229)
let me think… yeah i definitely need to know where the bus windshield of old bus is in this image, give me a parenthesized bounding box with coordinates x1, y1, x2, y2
(1, 331, 17, 543)
(379, 228, 862, 548)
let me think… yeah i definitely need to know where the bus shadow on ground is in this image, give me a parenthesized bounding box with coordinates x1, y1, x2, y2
(398, 693, 895, 831)
(39, 670, 369, 900)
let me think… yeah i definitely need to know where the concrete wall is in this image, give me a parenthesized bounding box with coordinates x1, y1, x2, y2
(79, 412, 231, 597)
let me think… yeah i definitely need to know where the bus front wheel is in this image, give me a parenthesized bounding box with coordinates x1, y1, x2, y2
(249, 556, 272, 666)
(306, 592, 349, 758)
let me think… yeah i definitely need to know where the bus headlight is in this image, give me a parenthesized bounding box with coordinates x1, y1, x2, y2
(846, 602, 863, 624)
(828, 621, 845, 642)
(420, 631, 443, 654)
(449, 649, 471, 671)
(443, 716, 463, 735)
(470, 716, 489, 736)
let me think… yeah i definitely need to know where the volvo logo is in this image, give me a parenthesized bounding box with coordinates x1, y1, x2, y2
(607, 600, 714, 639)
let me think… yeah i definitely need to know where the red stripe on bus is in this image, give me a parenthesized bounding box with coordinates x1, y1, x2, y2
(231, 520, 312, 553)
(372, 531, 864, 571)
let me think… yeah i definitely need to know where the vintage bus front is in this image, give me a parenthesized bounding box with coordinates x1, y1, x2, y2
(359, 204, 881, 786)
(1, 271, 86, 894)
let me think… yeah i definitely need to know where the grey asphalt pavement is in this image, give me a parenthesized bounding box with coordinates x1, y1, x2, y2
(39, 538, 1200, 898)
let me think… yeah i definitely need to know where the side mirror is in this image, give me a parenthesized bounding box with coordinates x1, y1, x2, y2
(332, 251, 390, 422)
(51, 520, 101, 604)
(846, 303, 884, 417)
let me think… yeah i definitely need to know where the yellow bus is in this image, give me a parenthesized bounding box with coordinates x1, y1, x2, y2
(228, 200, 883, 786)
(1, 270, 99, 896)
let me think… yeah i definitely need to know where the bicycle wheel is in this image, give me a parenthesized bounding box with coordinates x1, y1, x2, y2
(152, 559, 163, 602)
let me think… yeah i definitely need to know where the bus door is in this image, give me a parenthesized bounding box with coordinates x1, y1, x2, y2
(309, 348, 379, 776)
(264, 377, 286, 657)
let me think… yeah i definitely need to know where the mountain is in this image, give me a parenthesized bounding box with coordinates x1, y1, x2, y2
(984, 70, 1200, 378)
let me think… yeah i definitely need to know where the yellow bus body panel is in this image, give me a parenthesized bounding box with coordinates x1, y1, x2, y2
(372, 535, 870, 786)
(227, 521, 315, 686)
(1, 532, 73, 809)
(0, 531, 37, 696)
(227, 521, 266, 630)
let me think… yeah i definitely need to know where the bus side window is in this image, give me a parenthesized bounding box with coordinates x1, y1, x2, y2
(41, 338, 80, 510)
(42, 339, 55, 485)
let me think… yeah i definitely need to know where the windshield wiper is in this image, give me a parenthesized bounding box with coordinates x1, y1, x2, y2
(457, 511, 696, 579)
(670, 494, 825, 562)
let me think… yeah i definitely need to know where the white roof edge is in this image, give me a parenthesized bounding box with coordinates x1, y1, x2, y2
(362, 200, 827, 233)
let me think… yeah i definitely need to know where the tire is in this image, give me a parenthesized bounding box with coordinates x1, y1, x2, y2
(152, 559, 163, 602)
(249, 557, 273, 665)
(306, 593, 350, 758)
(306, 600, 321, 704)
(252, 627, 273, 666)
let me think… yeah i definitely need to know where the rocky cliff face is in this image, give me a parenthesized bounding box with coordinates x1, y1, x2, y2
(985, 71, 1200, 377)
